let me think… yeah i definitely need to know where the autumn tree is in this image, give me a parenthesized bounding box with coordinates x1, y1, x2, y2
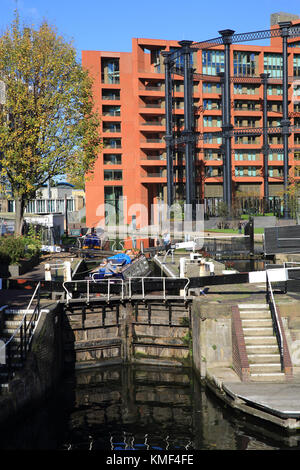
(0, 13, 101, 235)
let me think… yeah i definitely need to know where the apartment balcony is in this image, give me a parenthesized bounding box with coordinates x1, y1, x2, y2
(140, 169, 166, 182)
(103, 138, 122, 150)
(140, 154, 166, 163)
(139, 122, 165, 132)
(102, 109, 121, 117)
(140, 138, 165, 149)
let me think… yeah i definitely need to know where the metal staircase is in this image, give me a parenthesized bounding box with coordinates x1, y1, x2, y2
(0, 283, 42, 393)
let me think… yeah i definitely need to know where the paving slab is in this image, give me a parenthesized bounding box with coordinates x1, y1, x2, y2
(223, 381, 300, 418)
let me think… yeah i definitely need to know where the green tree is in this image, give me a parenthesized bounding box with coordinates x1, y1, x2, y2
(0, 13, 101, 235)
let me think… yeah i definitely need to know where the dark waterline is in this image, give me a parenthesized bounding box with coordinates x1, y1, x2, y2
(0, 364, 300, 451)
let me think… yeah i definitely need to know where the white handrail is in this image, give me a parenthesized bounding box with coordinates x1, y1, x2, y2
(63, 278, 125, 304)
(0, 281, 41, 354)
(127, 276, 190, 301)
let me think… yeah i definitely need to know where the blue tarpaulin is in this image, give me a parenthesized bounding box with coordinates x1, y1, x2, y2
(108, 253, 132, 265)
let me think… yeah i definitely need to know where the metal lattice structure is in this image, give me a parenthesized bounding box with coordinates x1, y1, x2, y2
(163, 22, 300, 219)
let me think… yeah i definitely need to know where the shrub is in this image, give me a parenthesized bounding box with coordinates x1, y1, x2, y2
(0, 231, 41, 265)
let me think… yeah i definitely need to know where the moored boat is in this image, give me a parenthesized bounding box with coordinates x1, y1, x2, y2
(90, 250, 151, 281)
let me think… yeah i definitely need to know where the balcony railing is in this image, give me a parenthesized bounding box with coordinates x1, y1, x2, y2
(141, 104, 163, 109)
(142, 171, 166, 178)
(101, 73, 120, 84)
(141, 155, 166, 161)
(141, 121, 164, 126)
(143, 138, 164, 143)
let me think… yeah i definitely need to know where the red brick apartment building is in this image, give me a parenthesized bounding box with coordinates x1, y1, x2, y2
(82, 14, 300, 229)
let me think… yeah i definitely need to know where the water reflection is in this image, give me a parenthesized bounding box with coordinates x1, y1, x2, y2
(0, 364, 300, 450)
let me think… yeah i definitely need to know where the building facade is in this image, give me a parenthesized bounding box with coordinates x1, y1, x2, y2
(82, 16, 300, 228)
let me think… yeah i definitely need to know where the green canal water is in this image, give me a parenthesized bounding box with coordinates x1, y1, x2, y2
(0, 364, 299, 451)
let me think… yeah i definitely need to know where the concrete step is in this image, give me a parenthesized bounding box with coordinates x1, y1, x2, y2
(246, 344, 279, 354)
(242, 319, 272, 328)
(249, 372, 286, 382)
(249, 363, 282, 373)
(248, 353, 281, 363)
(240, 311, 271, 319)
(244, 336, 278, 345)
(243, 327, 274, 337)
(238, 304, 269, 309)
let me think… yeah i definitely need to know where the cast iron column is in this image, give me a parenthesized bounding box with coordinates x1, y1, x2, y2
(218, 72, 227, 204)
(279, 21, 292, 219)
(179, 40, 194, 217)
(162, 51, 174, 209)
(219, 29, 235, 213)
(260, 73, 270, 213)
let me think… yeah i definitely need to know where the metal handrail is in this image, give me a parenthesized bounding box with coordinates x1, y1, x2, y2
(266, 271, 284, 370)
(162, 248, 174, 263)
(0, 282, 41, 374)
(128, 276, 190, 301)
(63, 278, 125, 304)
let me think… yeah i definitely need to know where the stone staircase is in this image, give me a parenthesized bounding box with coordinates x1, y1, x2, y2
(238, 303, 286, 382)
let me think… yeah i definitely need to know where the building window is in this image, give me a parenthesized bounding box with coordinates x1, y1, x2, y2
(203, 116, 222, 127)
(104, 170, 123, 181)
(103, 154, 122, 165)
(102, 105, 120, 116)
(233, 51, 258, 76)
(264, 53, 283, 78)
(233, 84, 259, 95)
(247, 166, 257, 177)
(203, 132, 222, 144)
(269, 153, 283, 161)
(203, 82, 221, 93)
(234, 152, 259, 161)
(102, 89, 120, 100)
(103, 138, 121, 149)
(101, 58, 120, 84)
(104, 186, 123, 224)
(294, 55, 300, 76)
(235, 167, 244, 177)
(103, 122, 121, 133)
(202, 50, 224, 75)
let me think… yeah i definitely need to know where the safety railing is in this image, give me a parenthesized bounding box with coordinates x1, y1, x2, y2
(266, 270, 284, 370)
(63, 277, 191, 303)
(63, 278, 125, 304)
(0, 282, 41, 378)
(127, 277, 190, 301)
(162, 248, 175, 264)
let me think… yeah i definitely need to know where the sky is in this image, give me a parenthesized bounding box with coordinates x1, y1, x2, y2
(1, 0, 300, 57)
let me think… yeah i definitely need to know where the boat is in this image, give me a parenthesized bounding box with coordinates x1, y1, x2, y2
(90, 250, 151, 281)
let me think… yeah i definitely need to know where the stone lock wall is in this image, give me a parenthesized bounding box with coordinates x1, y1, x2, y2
(191, 298, 233, 379)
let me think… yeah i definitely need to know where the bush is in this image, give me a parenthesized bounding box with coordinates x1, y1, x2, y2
(0, 231, 41, 265)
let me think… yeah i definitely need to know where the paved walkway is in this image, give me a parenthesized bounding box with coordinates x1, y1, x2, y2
(206, 365, 300, 430)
